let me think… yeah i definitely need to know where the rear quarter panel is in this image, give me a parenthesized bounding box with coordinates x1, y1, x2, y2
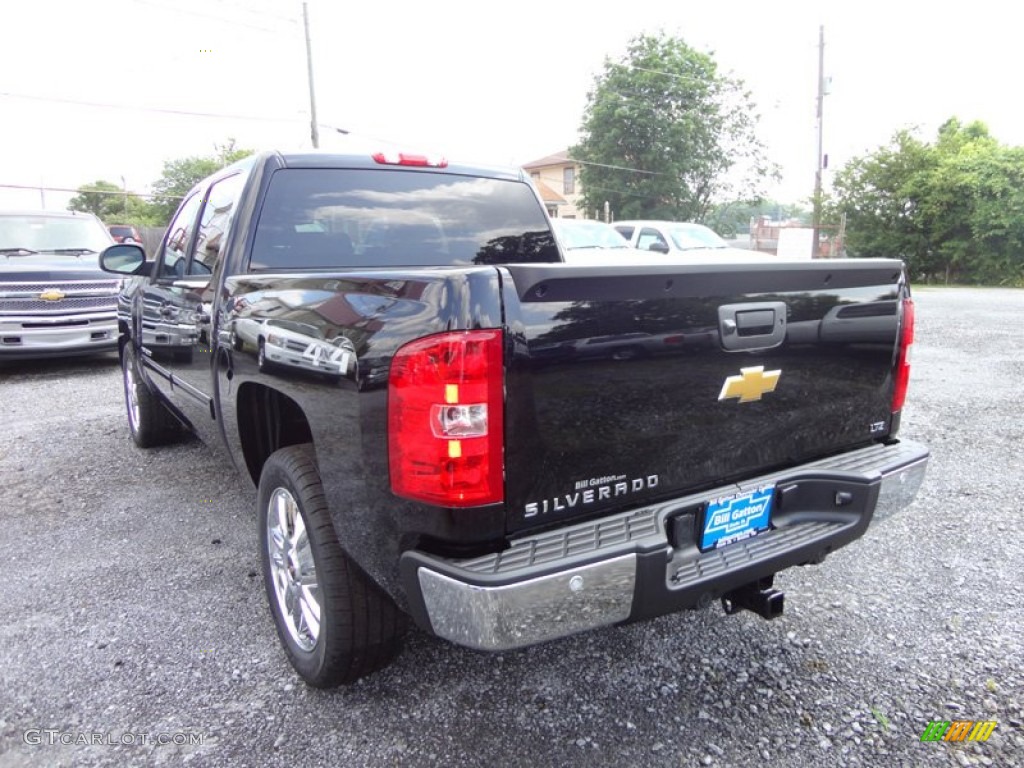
(217, 268, 508, 600)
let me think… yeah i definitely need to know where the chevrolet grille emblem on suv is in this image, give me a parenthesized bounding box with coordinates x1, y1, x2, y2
(718, 366, 781, 403)
(39, 289, 66, 301)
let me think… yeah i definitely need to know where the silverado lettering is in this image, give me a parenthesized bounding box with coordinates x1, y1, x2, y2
(98, 149, 929, 689)
(525, 475, 660, 517)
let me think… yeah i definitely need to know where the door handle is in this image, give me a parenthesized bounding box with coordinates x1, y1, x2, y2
(718, 301, 787, 351)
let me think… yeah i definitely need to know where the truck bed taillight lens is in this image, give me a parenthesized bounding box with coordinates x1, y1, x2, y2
(891, 297, 914, 412)
(388, 331, 504, 506)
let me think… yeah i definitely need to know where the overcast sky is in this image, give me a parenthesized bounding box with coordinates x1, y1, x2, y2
(2, 0, 1020, 212)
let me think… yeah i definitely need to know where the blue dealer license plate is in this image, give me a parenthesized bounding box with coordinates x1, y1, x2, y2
(700, 486, 774, 551)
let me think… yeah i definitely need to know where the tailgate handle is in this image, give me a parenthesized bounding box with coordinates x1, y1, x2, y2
(718, 301, 786, 351)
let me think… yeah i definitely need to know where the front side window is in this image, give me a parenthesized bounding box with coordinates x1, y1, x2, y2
(190, 173, 246, 276)
(159, 193, 204, 278)
(250, 169, 559, 270)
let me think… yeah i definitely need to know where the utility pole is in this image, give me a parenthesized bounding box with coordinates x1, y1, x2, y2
(303, 1, 319, 149)
(812, 24, 825, 258)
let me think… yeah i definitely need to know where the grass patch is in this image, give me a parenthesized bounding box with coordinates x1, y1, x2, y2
(870, 706, 890, 732)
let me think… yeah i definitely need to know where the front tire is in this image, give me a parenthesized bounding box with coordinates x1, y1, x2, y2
(257, 338, 271, 372)
(122, 343, 180, 447)
(258, 444, 407, 687)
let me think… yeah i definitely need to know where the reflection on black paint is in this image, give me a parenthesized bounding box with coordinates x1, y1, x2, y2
(505, 281, 903, 532)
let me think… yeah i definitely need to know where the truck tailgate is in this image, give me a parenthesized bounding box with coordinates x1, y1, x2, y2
(501, 260, 908, 533)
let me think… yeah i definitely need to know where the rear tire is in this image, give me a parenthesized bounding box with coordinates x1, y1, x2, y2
(122, 343, 180, 447)
(258, 444, 407, 687)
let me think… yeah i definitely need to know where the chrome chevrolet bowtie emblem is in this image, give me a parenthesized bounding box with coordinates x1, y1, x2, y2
(39, 289, 65, 301)
(718, 366, 781, 403)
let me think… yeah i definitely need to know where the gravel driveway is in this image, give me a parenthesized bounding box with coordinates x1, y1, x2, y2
(0, 286, 1021, 768)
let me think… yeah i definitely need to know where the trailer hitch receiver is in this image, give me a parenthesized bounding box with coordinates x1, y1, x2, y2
(721, 576, 784, 620)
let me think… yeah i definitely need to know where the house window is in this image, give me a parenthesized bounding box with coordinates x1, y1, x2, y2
(563, 167, 575, 195)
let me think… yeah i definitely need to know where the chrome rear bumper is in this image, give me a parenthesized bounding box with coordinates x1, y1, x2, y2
(401, 439, 929, 651)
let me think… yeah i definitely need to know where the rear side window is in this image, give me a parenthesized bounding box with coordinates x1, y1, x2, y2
(637, 227, 669, 252)
(249, 168, 558, 270)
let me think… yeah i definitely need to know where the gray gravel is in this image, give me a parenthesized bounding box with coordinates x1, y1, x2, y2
(0, 286, 1022, 768)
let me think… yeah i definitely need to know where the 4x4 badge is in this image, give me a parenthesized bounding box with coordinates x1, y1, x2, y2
(718, 366, 781, 403)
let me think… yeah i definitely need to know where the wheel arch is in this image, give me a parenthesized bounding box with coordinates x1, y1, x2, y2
(235, 382, 314, 485)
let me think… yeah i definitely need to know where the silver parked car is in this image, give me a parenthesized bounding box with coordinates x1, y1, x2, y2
(0, 210, 119, 359)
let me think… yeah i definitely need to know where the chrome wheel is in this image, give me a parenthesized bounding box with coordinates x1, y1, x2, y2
(266, 487, 320, 652)
(124, 354, 141, 433)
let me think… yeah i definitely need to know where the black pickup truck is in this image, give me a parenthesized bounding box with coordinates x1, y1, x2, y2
(98, 150, 929, 688)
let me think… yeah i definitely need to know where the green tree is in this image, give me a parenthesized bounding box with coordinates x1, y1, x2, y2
(572, 32, 776, 223)
(828, 119, 1024, 285)
(149, 139, 254, 225)
(826, 129, 936, 271)
(964, 144, 1024, 284)
(68, 180, 148, 223)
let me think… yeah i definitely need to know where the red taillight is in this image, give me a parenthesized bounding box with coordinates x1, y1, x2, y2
(388, 330, 504, 506)
(892, 297, 914, 412)
(372, 151, 448, 168)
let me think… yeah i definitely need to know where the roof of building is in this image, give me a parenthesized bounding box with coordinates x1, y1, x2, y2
(533, 179, 566, 204)
(522, 150, 573, 170)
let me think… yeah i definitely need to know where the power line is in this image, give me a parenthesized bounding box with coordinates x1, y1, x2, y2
(202, 0, 299, 25)
(578, 183, 658, 199)
(608, 61, 722, 86)
(0, 183, 181, 201)
(571, 158, 665, 176)
(132, 0, 301, 36)
(0, 90, 304, 123)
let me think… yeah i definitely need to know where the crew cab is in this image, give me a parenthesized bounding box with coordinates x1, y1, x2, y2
(0, 210, 118, 359)
(98, 150, 928, 688)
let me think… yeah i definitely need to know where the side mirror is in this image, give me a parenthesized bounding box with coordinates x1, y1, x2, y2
(99, 243, 150, 276)
(648, 241, 670, 254)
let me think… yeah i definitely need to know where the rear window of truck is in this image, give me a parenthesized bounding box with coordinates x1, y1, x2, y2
(249, 168, 559, 270)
